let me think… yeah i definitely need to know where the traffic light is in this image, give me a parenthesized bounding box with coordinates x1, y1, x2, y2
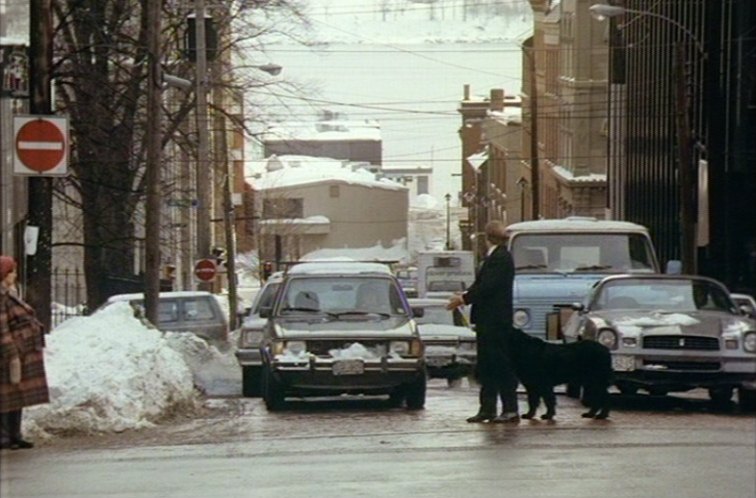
(262, 261, 273, 282)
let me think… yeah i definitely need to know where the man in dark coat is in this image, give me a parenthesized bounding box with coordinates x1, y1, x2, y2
(0, 255, 49, 450)
(446, 221, 519, 423)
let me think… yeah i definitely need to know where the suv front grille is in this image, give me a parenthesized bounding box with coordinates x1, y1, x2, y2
(306, 340, 387, 356)
(643, 335, 719, 351)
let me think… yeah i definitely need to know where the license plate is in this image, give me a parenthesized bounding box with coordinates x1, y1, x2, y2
(332, 359, 364, 375)
(426, 356, 452, 367)
(612, 354, 635, 372)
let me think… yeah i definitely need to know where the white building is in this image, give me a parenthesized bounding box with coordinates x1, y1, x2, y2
(246, 155, 409, 265)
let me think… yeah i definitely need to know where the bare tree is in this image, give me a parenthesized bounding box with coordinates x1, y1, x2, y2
(50, 0, 314, 308)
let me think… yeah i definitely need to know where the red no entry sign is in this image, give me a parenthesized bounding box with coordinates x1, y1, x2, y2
(194, 259, 217, 282)
(13, 115, 69, 176)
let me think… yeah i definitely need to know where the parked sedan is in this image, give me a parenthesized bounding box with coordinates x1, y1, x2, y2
(563, 274, 756, 409)
(408, 298, 476, 387)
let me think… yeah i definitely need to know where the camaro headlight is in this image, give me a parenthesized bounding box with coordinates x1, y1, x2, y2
(744, 332, 756, 353)
(241, 329, 263, 348)
(285, 341, 306, 355)
(597, 329, 618, 350)
(513, 309, 531, 328)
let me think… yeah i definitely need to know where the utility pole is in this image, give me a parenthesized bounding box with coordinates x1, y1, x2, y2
(194, 0, 212, 275)
(26, 0, 52, 330)
(674, 44, 696, 274)
(143, 0, 163, 324)
(528, 45, 540, 220)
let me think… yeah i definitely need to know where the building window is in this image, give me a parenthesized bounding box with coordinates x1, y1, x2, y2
(330, 185, 340, 198)
(417, 176, 429, 195)
(262, 198, 303, 219)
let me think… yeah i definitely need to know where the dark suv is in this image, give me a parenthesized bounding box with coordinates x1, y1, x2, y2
(259, 262, 426, 411)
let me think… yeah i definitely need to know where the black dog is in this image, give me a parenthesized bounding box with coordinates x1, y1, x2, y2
(507, 328, 612, 420)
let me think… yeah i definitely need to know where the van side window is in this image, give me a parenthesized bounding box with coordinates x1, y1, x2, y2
(183, 298, 216, 321)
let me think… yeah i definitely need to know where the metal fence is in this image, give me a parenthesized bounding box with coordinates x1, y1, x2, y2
(51, 267, 87, 328)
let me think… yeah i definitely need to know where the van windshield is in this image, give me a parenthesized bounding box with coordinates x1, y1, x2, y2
(510, 233, 657, 273)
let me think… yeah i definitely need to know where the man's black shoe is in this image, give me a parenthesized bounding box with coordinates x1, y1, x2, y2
(492, 414, 520, 424)
(466, 413, 496, 423)
(11, 439, 34, 450)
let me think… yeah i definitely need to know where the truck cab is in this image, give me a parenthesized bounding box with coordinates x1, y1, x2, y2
(506, 217, 664, 341)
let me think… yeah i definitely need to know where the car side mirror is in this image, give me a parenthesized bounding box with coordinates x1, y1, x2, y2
(411, 306, 425, 318)
(570, 302, 584, 312)
(739, 305, 755, 318)
(665, 260, 683, 274)
(259, 306, 272, 318)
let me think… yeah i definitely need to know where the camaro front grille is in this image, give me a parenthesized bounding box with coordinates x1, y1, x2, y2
(643, 335, 719, 351)
(642, 360, 720, 371)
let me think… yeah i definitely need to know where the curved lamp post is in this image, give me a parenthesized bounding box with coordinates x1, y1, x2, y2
(445, 193, 452, 250)
(223, 62, 282, 329)
(590, 3, 705, 274)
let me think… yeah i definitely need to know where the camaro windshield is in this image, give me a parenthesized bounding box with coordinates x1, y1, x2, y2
(593, 279, 736, 312)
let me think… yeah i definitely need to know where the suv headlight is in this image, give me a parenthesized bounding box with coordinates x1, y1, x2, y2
(744, 332, 756, 353)
(458, 340, 476, 352)
(513, 309, 531, 328)
(285, 341, 307, 355)
(390, 341, 409, 355)
(597, 328, 618, 350)
(240, 329, 263, 348)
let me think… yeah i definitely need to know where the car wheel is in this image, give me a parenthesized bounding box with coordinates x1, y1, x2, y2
(447, 377, 463, 388)
(708, 387, 734, 408)
(565, 382, 582, 399)
(404, 374, 427, 410)
(242, 366, 262, 398)
(388, 385, 405, 408)
(738, 387, 756, 413)
(616, 382, 638, 396)
(262, 365, 285, 411)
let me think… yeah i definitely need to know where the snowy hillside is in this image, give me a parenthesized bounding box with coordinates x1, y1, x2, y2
(305, 0, 533, 44)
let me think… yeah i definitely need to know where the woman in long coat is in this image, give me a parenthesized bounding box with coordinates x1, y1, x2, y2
(0, 255, 49, 450)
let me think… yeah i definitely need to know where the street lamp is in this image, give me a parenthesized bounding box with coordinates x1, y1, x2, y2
(590, 3, 704, 274)
(444, 193, 452, 250)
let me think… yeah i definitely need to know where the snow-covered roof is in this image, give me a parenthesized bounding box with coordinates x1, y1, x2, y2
(246, 155, 407, 192)
(489, 105, 522, 125)
(506, 216, 651, 233)
(288, 261, 394, 275)
(262, 120, 381, 142)
(552, 165, 607, 183)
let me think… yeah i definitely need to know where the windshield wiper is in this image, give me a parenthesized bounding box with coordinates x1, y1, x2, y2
(331, 311, 391, 319)
(574, 264, 613, 272)
(515, 264, 548, 271)
(281, 306, 322, 313)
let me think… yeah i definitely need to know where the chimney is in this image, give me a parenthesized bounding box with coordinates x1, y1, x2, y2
(490, 88, 504, 111)
(463, 84, 470, 100)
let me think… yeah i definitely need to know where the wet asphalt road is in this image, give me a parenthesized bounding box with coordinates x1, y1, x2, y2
(1, 380, 754, 498)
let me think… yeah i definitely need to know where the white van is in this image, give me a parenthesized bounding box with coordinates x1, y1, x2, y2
(505, 217, 667, 341)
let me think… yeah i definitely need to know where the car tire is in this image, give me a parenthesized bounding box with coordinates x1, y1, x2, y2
(616, 382, 638, 396)
(708, 387, 734, 408)
(387, 387, 405, 408)
(738, 387, 756, 413)
(447, 377, 463, 388)
(565, 382, 582, 399)
(404, 374, 427, 410)
(262, 365, 285, 411)
(242, 366, 262, 398)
